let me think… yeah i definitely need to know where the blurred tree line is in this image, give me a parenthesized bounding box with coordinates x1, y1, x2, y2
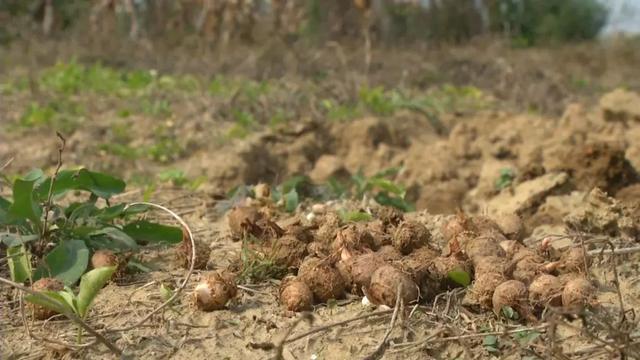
(0, 0, 608, 46)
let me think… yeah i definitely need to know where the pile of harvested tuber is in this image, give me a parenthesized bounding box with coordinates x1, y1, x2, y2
(188, 185, 600, 323)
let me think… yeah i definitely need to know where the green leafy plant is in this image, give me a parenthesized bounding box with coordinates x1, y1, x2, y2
(271, 176, 309, 213)
(157, 169, 205, 190)
(25, 266, 116, 341)
(483, 334, 500, 354)
(1, 165, 182, 286)
(351, 168, 415, 212)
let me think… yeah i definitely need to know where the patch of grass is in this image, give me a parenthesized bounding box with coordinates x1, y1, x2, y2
(321, 99, 361, 122)
(157, 169, 205, 190)
(140, 98, 172, 118)
(18, 100, 84, 133)
(97, 143, 140, 160)
(226, 110, 256, 139)
(495, 168, 515, 190)
(359, 86, 399, 116)
(238, 239, 287, 284)
(146, 137, 185, 163)
(37, 60, 201, 97)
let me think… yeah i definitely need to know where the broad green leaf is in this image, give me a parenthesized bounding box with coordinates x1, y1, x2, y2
(339, 210, 373, 222)
(35, 169, 125, 200)
(513, 330, 541, 345)
(24, 290, 74, 316)
(58, 288, 78, 314)
(9, 175, 43, 230)
(372, 167, 401, 179)
(34, 240, 89, 285)
(284, 189, 299, 213)
(67, 202, 98, 222)
(368, 178, 405, 196)
(374, 192, 415, 212)
(0, 196, 11, 224)
(447, 269, 471, 287)
(501, 305, 519, 320)
(280, 175, 308, 194)
(7, 245, 32, 283)
(127, 258, 154, 273)
(95, 204, 126, 221)
(122, 203, 149, 216)
(76, 266, 116, 318)
(89, 227, 138, 251)
(483, 335, 498, 347)
(1, 233, 39, 247)
(122, 221, 182, 245)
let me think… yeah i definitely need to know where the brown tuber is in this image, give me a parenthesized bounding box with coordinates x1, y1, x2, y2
(228, 206, 262, 238)
(562, 277, 597, 311)
(91, 249, 126, 282)
(334, 224, 376, 252)
(393, 220, 431, 255)
(31, 278, 65, 320)
(470, 272, 508, 309)
(91, 249, 118, 269)
(367, 265, 419, 307)
(194, 271, 237, 311)
(177, 227, 210, 270)
(267, 235, 308, 268)
(279, 276, 314, 312)
(528, 274, 562, 308)
(298, 257, 345, 303)
(348, 253, 387, 292)
(559, 247, 590, 274)
(376, 245, 402, 262)
(492, 280, 534, 321)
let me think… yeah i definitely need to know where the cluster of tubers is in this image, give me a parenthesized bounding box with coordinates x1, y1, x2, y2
(26, 184, 601, 321)
(224, 193, 600, 321)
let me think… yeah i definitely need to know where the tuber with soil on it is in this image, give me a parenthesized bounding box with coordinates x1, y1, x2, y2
(279, 276, 314, 312)
(194, 271, 237, 311)
(30, 278, 65, 320)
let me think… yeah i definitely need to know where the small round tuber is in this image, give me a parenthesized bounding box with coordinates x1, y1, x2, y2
(268, 235, 308, 268)
(349, 253, 386, 292)
(367, 265, 419, 307)
(471, 272, 508, 309)
(298, 257, 345, 303)
(562, 277, 597, 311)
(559, 247, 590, 274)
(91, 250, 118, 269)
(528, 274, 562, 307)
(227, 206, 262, 238)
(376, 245, 402, 262)
(193, 271, 237, 311)
(31, 278, 65, 320)
(492, 280, 532, 320)
(393, 220, 431, 255)
(279, 276, 314, 312)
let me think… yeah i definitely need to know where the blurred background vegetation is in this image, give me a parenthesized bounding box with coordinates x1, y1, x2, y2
(0, 0, 612, 47)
